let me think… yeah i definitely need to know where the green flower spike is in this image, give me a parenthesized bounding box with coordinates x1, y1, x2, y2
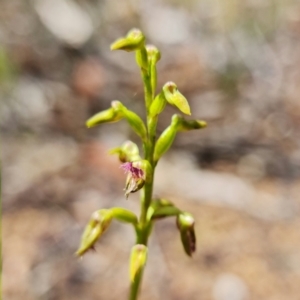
(82, 28, 207, 300)
(163, 81, 191, 115)
(177, 212, 196, 257)
(129, 244, 148, 282)
(76, 209, 113, 256)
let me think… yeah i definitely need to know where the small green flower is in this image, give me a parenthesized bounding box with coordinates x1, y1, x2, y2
(86, 106, 122, 128)
(147, 199, 179, 220)
(121, 162, 145, 199)
(109, 140, 141, 163)
(177, 118, 207, 131)
(110, 28, 145, 52)
(177, 213, 196, 257)
(76, 209, 113, 256)
(163, 82, 191, 115)
(121, 160, 152, 198)
(149, 92, 167, 118)
(153, 115, 181, 163)
(146, 45, 161, 97)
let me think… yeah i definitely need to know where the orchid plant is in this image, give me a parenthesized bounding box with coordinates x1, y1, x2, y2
(76, 28, 207, 300)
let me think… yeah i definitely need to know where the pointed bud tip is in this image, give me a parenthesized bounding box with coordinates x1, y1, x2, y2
(86, 122, 92, 128)
(198, 121, 207, 128)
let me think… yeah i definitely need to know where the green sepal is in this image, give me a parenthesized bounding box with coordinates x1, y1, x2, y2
(135, 46, 148, 71)
(146, 45, 161, 98)
(123, 109, 147, 142)
(76, 209, 113, 256)
(109, 140, 141, 163)
(147, 198, 180, 221)
(149, 92, 167, 118)
(152, 206, 182, 219)
(177, 118, 207, 131)
(110, 207, 138, 225)
(146, 45, 161, 64)
(86, 107, 122, 128)
(124, 175, 145, 199)
(163, 82, 191, 115)
(112, 101, 147, 142)
(153, 114, 181, 163)
(129, 244, 148, 282)
(177, 212, 196, 257)
(132, 160, 152, 183)
(110, 28, 145, 52)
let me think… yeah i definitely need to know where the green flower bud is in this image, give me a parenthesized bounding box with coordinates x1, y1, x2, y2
(163, 82, 191, 115)
(110, 207, 138, 225)
(153, 115, 181, 163)
(152, 206, 182, 219)
(129, 244, 148, 282)
(110, 28, 145, 52)
(135, 47, 148, 71)
(177, 118, 207, 131)
(177, 212, 196, 257)
(109, 140, 141, 163)
(149, 92, 167, 118)
(124, 110, 147, 142)
(147, 198, 179, 220)
(86, 107, 123, 128)
(146, 45, 161, 97)
(76, 209, 113, 256)
(112, 101, 147, 142)
(146, 45, 161, 64)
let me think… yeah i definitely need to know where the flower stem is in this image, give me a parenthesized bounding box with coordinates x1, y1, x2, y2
(129, 54, 157, 300)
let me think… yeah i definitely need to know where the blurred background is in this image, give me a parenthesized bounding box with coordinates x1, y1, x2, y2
(2, 0, 300, 299)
